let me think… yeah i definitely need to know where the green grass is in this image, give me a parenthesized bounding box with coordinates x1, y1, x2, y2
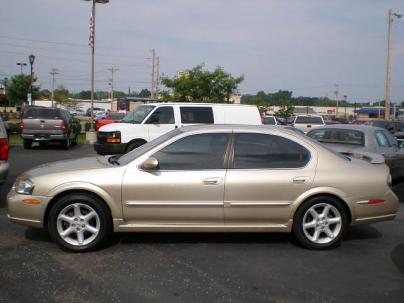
(9, 133, 88, 145)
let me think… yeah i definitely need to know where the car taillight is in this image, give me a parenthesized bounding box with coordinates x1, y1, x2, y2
(0, 138, 9, 161)
(61, 122, 66, 132)
(19, 121, 24, 130)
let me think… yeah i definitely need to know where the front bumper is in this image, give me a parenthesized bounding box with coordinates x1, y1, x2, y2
(94, 142, 127, 155)
(7, 190, 51, 228)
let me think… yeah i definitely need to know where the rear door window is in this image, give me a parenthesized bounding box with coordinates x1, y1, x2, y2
(180, 107, 214, 124)
(375, 130, 390, 147)
(232, 133, 311, 169)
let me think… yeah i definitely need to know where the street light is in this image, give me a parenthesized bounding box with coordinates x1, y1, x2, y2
(28, 54, 35, 106)
(16, 62, 27, 74)
(385, 9, 402, 120)
(83, 0, 110, 133)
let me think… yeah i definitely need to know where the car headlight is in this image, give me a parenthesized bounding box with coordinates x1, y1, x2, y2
(14, 179, 35, 195)
(106, 131, 121, 143)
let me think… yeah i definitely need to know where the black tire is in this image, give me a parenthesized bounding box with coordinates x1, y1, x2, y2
(125, 140, 146, 153)
(62, 137, 70, 150)
(47, 193, 112, 252)
(23, 139, 32, 149)
(292, 196, 349, 250)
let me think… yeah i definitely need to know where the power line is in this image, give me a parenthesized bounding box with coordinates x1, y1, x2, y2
(0, 34, 150, 52)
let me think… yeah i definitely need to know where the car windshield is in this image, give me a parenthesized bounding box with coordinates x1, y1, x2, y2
(121, 105, 155, 124)
(307, 128, 365, 146)
(23, 108, 62, 119)
(295, 116, 323, 124)
(108, 112, 126, 120)
(117, 129, 182, 165)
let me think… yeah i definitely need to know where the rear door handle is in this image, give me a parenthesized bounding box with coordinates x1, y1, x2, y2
(292, 176, 309, 184)
(203, 177, 223, 185)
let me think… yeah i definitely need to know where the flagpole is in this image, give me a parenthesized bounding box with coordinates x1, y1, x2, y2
(90, 0, 96, 132)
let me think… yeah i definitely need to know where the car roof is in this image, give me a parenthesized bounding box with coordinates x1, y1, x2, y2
(138, 102, 257, 108)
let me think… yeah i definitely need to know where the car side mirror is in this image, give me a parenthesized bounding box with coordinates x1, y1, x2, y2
(139, 157, 159, 170)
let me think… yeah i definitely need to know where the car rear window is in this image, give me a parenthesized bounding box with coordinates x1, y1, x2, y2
(295, 116, 323, 124)
(308, 128, 365, 146)
(180, 107, 214, 124)
(263, 116, 276, 125)
(23, 108, 62, 119)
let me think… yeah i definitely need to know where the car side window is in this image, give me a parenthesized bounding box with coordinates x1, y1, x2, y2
(145, 107, 174, 124)
(180, 107, 214, 124)
(375, 130, 390, 147)
(153, 133, 229, 170)
(232, 133, 310, 169)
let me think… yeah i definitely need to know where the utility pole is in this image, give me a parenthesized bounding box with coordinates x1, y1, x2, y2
(150, 48, 156, 99)
(107, 67, 119, 101)
(155, 56, 160, 98)
(49, 68, 59, 107)
(16, 62, 27, 74)
(334, 84, 339, 118)
(385, 9, 402, 120)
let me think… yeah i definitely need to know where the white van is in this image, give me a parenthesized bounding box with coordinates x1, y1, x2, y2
(95, 103, 262, 154)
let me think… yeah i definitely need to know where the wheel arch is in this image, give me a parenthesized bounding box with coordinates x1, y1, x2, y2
(291, 189, 353, 225)
(125, 138, 147, 153)
(43, 183, 121, 228)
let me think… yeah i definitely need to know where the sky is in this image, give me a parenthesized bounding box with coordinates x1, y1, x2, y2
(1, 0, 404, 103)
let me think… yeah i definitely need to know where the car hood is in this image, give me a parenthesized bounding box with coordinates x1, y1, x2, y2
(24, 156, 110, 178)
(99, 122, 136, 132)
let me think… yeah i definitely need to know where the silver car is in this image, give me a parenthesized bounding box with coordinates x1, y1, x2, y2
(307, 124, 404, 185)
(7, 125, 398, 252)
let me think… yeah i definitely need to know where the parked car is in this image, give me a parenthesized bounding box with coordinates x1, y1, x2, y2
(95, 103, 262, 155)
(7, 125, 398, 252)
(292, 115, 325, 133)
(86, 107, 107, 117)
(0, 116, 9, 184)
(363, 120, 404, 140)
(96, 111, 126, 131)
(20, 106, 81, 149)
(307, 124, 404, 185)
(262, 115, 278, 125)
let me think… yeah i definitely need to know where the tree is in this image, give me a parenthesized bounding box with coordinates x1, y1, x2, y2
(138, 89, 151, 98)
(6, 74, 39, 106)
(275, 101, 295, 119)
(53, 85, 69, 103)
(161, 64, 244, 103)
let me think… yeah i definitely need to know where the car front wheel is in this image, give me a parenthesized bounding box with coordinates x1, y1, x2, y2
(47, 194, 112, 252)
(293, 196, 348, 250)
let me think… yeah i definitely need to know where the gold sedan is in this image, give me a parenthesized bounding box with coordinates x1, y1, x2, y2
(7, 125, 399, 251)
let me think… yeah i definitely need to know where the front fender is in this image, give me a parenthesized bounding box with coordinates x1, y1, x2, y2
(46, 181, 122, 219)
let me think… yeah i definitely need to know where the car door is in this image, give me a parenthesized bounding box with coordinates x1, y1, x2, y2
(122, 132, 230, 225)
(145, 106, 177, 141)
(224, 132, 316, 226)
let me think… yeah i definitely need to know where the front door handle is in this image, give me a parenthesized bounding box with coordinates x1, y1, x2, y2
(292, 176, 309, 184)
(203, 177, 223, 185)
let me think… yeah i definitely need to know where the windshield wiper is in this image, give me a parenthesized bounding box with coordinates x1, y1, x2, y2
(108, 155, 120, 166)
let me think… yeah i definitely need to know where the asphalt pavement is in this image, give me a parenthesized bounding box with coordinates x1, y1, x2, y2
(0, 144, 403, 302)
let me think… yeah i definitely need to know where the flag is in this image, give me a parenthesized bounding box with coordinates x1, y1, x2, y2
(88, 12, 94, 48)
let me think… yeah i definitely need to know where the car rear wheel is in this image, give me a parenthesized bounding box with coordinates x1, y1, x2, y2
(62, 138, 70, 149)
(293, 196, 348, 250)
(47, 194, 112, 252)
(23, 139, 32, 149)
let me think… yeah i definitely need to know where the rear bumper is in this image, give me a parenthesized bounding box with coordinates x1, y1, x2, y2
(94, 142, 127, 155)
(21, 134, 66, 141)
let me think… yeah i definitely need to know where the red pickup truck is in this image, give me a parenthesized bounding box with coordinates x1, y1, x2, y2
(96, 111, 127, 131)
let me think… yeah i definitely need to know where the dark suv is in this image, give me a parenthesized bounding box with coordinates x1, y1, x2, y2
(20, 106, 81, 149)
